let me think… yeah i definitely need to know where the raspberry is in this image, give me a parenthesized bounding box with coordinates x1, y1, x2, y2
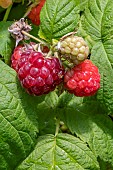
(58, 35, 89, 65)
(11, 42, 49, 72)
(11, 45, 23, 72)
(11, 43, 36, 72)
(28, 0, 46, 25)
(64, 60, 100, 97)
(11, 46, 64, 96)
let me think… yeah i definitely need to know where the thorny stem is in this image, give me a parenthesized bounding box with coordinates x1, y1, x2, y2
(3, 4, 13, 21)
(21, 30, 48, 45)
(55, 118, 60, 137)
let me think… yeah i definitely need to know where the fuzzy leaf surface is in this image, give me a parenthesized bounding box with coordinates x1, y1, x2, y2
(79, 0, 113, 113)
(59, 95, 113, 166)
(37, 92, 58, 135)
(90, 41, 113, 114)
(80, 0, 109, 43)
(17, 133, 99, 170)
(0, 61, 44, 169)
(40, 0, 80, 42)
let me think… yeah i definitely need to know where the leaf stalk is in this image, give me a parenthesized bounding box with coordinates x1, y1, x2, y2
(3, 4, 13, 21)
(21, 30, 47, 45)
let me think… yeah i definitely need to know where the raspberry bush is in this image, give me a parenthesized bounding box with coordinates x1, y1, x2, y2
(0, 0, 113, 170)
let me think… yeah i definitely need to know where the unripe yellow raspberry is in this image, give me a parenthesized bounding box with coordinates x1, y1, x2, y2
(58, 35, 89, 65)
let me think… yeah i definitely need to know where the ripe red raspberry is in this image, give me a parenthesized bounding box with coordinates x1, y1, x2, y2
(28, 0, 46, 25)
(64, 60, 100, 97)
(11, 47, 64, 96)
(11, 42, 49, 71)
(11, 45, 23, 72)
(11, 43, 36, 72)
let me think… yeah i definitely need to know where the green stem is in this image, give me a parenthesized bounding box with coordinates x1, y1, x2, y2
(21, 30, 47, 45)
(3, 4, 13, 21)
(55, 118, 60, 137)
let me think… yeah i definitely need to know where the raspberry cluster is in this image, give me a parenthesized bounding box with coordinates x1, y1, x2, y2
(9, 15, 100, 97)
(11, 44, 64, 96)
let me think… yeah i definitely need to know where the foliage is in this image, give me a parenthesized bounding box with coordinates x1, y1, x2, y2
(0, 0, 113, 169)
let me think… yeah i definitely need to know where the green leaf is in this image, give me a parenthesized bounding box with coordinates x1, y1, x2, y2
(8, 3, 27, 20)
(79, 0, 107, 42)
(0, 61, 44, 169)
(100, 0, 113, 41)
(45, 91, 58, 109)
(59, 96, 113, 166)
(79, 0, 113, 46)
(17, 133, 99, 170)
(78, 0, 113, 114)
(91, 41, 113, 114)
(37, 92, 58, 135)
(57, 91, 74, 109)
(40, 0, 80, 42)
(98, 158, 113, 170)
(0, 7, 5, 13)
(0, 21, 15, 64)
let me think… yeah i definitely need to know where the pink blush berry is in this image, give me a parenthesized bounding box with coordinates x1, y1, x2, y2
(64, 60, 100, 97)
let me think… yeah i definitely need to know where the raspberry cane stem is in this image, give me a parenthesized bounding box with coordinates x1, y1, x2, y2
(3, 4, 13, 21)
(21, 30, 47, 46)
